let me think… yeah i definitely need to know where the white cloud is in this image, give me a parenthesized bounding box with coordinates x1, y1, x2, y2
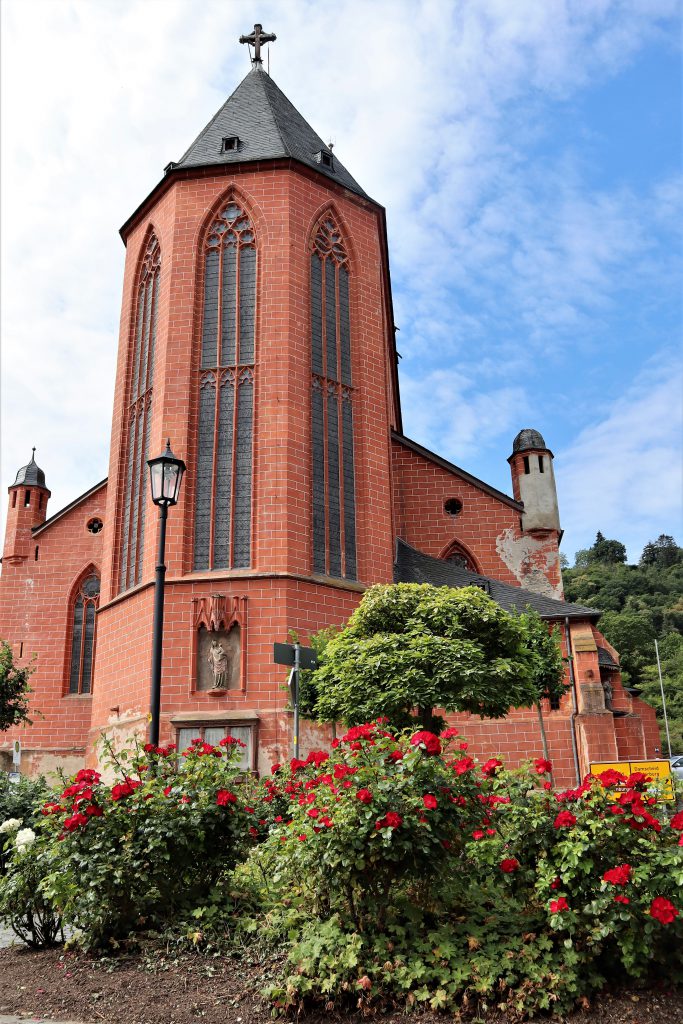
(0, 0, 680, 547)
(557, 355, 683, 562)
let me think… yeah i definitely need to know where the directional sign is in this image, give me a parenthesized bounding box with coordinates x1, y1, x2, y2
(273, 642, 318, 670)
(591, 759, 674, 802)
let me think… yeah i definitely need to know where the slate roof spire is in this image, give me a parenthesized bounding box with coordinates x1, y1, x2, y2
(11, 447, 47, 489)
(174, 64, 369, 200)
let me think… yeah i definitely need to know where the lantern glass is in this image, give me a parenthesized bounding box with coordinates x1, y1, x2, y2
(148, 441, 186, 507)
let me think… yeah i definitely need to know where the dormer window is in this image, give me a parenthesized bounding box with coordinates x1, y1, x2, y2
(316, 150, 334, 170)
(221, 136, 241, 153)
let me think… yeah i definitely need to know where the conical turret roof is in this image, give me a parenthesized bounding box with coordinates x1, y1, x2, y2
(11, 449, 46, 488)
(175, 65, 370, 200)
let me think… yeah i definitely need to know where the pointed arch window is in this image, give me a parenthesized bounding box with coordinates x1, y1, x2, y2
(193, 200, 256, 571)
(67, 573, 100, 695)
(119, 234, 160, 591)
(442, 541, 478, 572)
(310, 216, 357, 580)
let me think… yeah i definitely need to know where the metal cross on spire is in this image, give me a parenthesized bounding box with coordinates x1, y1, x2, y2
(239, 23, 276, 64)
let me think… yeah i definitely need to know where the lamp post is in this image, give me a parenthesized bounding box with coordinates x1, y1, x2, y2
(147, 439, 186, 746)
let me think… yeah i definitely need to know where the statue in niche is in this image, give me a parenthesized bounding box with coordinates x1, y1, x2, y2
(197, 624, 241, 691)
(602, 677, 614, 711)
(207, 638, 230, 689)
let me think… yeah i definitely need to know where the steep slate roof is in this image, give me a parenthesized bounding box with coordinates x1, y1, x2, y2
(11, 452, 47, 489)
(394, 539, 600, 621)
(175, 65, 370, 201)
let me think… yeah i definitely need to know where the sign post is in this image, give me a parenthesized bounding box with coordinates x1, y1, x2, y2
(273, 642, 318, 759)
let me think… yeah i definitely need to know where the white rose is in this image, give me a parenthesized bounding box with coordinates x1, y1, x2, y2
(0, 817, 22, 834)
(15, 827, 35, 852)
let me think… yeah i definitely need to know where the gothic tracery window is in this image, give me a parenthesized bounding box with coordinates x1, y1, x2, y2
(443, 541, 477, 572)
(67, 573, 100, 695)
(310, 215, 357, 579)
(193, 200, 256, 570)
(119, 234, 160, 591)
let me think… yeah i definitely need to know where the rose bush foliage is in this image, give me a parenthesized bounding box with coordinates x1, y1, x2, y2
(11, 736, 255, 946)
(240, 725, 683, 1015)
(1, 723, 681, 1016)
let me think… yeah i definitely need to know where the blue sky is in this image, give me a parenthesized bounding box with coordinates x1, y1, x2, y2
(1, 0, 681, 564)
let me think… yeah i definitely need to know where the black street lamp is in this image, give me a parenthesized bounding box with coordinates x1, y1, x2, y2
(147, 439, 186, 746)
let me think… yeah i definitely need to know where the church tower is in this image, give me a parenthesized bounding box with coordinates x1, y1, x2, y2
(507, 428, 563, 595)
(2, 451, 50, 566)
(90, 28, 400, 768)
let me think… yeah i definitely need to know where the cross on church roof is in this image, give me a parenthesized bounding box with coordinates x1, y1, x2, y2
(239, 23, 276, 64)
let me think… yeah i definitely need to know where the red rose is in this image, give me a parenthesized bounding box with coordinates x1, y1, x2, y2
(550, 877, 561, 890)
(422, 794, 438, 810)
(410, 731, 442, 756)
(216, 790, 237, 806)
(307, 807, 320, 818)
(387, 749, 404, 762)
(472, 830, 486, 840)
(306, 750, 329, 767)
(670, 810, 683, 830)
(626, 771, 650, 789)
(482, 758, 503, 777)
(554, 810, 577, 829)
(614, 895, 630, 905)
(550, 897, 569, 913)
(356, 788, 373, 804)
(500, 858, 519, 873)
(649, 897, 679, 924)
(376, 812, 402, 829)
(459, 742, 469, 750)
(248, 826, 258, 838)
(220, 735, 246, 748)
(597, 768, 626, 787)
(271, 763, 281, 774)
(440, 727, 459, 739)
(454, 756, 475, 775)
(534, 758, 553, 775)
(603, 863, 631, 886)
(298, 834, 307, 841)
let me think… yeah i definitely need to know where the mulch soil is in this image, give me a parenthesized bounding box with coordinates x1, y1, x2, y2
(0, 945, 680, 1024)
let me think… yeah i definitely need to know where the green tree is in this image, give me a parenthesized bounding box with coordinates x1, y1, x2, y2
(598, 610, 656, 685)
(640, 535, 682, 570)
(590, 531, 627, 565)
(0, 641, 32, 731)
(311, 583, 563, 730)
(639, 632, 683, 754)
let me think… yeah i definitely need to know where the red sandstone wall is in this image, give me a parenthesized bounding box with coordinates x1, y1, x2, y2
(391, 438, 523, 582)
(0, 484, 106, 773)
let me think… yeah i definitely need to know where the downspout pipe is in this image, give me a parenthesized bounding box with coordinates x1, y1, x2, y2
(564, 617, 582, 785)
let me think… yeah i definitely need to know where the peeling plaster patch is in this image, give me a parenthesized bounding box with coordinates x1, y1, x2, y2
(496, 527, 561, 599)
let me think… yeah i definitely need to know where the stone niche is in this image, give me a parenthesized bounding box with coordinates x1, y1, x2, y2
(192, 593, 247, 694)
(197, 624, 241, 692)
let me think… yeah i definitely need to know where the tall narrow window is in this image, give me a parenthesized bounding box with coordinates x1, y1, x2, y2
(119, 234, 160, 590)
(310, 216, 357, 580)
(68, 573, 100, 695)
(193, 200, 256, 570)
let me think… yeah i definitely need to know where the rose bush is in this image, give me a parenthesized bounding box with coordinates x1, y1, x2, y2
(236, 729, 683, 1016)
(20, 736, 254, 946)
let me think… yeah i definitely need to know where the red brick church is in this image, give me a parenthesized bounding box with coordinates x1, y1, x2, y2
(0, 30, 659, 787)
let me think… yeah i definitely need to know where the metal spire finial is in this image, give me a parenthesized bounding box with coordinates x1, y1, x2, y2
(239, 23, 276, 64)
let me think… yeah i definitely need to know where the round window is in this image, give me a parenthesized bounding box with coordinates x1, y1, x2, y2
(444, 499, 463, 518)
(87, 517, 103, 535)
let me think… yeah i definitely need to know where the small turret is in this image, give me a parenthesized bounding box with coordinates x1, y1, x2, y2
(2, 449, 50, 565)
(508, 429, 560, 534)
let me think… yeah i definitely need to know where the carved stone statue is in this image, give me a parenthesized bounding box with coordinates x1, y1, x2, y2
(602, 677, 614, 711)
(207, 638, 229, 689)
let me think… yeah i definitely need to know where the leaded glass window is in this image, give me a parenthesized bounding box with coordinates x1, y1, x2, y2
(193, 201, 256, 570)
(119, 234, 160, 591)
(310, 216, 357, 579)
(68, 573, 100, 695)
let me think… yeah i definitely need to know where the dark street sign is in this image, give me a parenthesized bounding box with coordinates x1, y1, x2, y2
(273, 642, 318, 670)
